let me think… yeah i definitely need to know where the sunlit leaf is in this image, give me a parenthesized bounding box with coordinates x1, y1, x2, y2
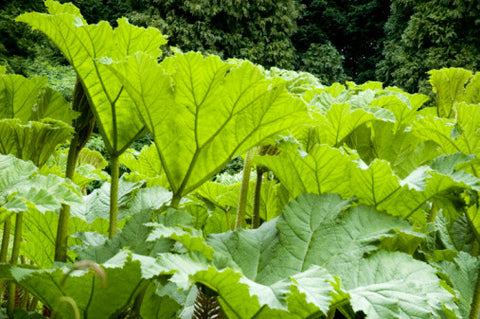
(434, 252, 480, 318)
(255, 143, 354, 200)
(105, 51, 310, 200)
(0, 251, 160, 319)
(428, 68, 472, 118)
(17, 1, 167, 155)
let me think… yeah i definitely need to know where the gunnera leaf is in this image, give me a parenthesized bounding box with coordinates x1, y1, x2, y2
(153, 194, 454, 318)
(104, 51, 311, 202)
(17, 0, 167, 156)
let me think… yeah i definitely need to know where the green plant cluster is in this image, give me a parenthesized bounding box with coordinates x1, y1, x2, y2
(0, 1, 480, 318)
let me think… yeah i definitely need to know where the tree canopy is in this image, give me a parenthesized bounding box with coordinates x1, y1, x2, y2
(377, 0, 480, 94)
(1, 0, 480, 91)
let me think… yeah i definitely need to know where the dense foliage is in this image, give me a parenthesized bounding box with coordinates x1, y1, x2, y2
(0, 1, 480, 318)
(125, 0, 302, 70)
(293, 0, 390, 83)
(3, 0, 480, 93)
(377, 0, 480, 94)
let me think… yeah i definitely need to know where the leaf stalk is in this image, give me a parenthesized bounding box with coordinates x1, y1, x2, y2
(0, 217, 11, 262)
(7, 212, 23, 316)
(252, 166, 265, 229)
(109, 154, 120, 238)
(55, 76, 94, 261)
(470, 264, 480, 319)
(235, 148, 255, 230)
(54, 137, 77, 262)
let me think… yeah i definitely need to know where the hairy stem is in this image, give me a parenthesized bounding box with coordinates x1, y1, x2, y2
(27, 297, 38, 312)
(473, 241, 480, 258)
(470, 202, 480, 319)
(252, 167, 264, 229)
(235, 148, 255, 230)
(7, 284, 16, 316)
(0, 217, 11, 262)
(470, 265, 480, 319)
(0, 217, 12, 304)
(132, 283, 149, 316)
(7, 212, 23, 316)
(170, 194, 181, 209)
(55, 205, 72, 262)
(10, 213, 23, 265)
(326, 309, 336, 319)
(55, 77, 94, 261)
(108, 155, 120, 238)
(226, 209, 231, 230)
(426, 202, 437, 223)
(54, 137, 78, 262)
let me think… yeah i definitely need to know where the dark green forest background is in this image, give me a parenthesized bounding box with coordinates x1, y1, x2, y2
(1, 0, 480, 97)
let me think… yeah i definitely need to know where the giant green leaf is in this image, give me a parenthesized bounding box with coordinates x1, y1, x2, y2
(104, 51, 310, 201)
(32, 87, 77, 123)
(203, 207, 234, 235)
(40, 148, 109, 189)
(0, 153, 38, 190)
(396, 153, 480, 222)
(381, 87, 429, 118)
(155, 252, 336, 319)
(369, 95, 417, 132)
(146, 223, 214, 259)
(0, 154, 82, 223)
(434, 212, 476, 256)
(140, 283, 182, 319)
(74, 187, 173, 263)
(120, 144, 161, 177)
(0, 119, 73, 167)
(120, 143, 169, 187)
(303, 82, 346, 105)
(20, 200, 110, 269)
(434, 252, 480, 318)
(361, 153, 480, 223)
(428, 68, 480, 118)
(16, 0, 167, 155)
(337, 251, 456, 318)
(413, 103, 480, 176)
(209, 194, 453, 318)
(22, 210, 79, 268)
(260, 141, 480, 224)
(413, 115, 457, 153)
(12, 174, 82, 212)
(365, 121, 440, 178)
(211, 194, 424, 283)
(255, 143, 355, 200)
(453, 102, 480, 175)
(0, 72, 77, 168)
(310, 102, 380, 146)
(263, 66, 323, 96)
(298, 86, 407, 149)
(345, 157, 428, 224)
(70, 178, 143, 224)
(351, 159, 402, 207)
(464, 73, 480, 104)
(196, 177, 282, 222)
(0, 73, 77, 124)
(0, 154, 38, 220)
(0, 75, 47, 121)
(0, 251, 160, 319)
(154, 194, 452, 318)
(255, 142, 426, 222)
